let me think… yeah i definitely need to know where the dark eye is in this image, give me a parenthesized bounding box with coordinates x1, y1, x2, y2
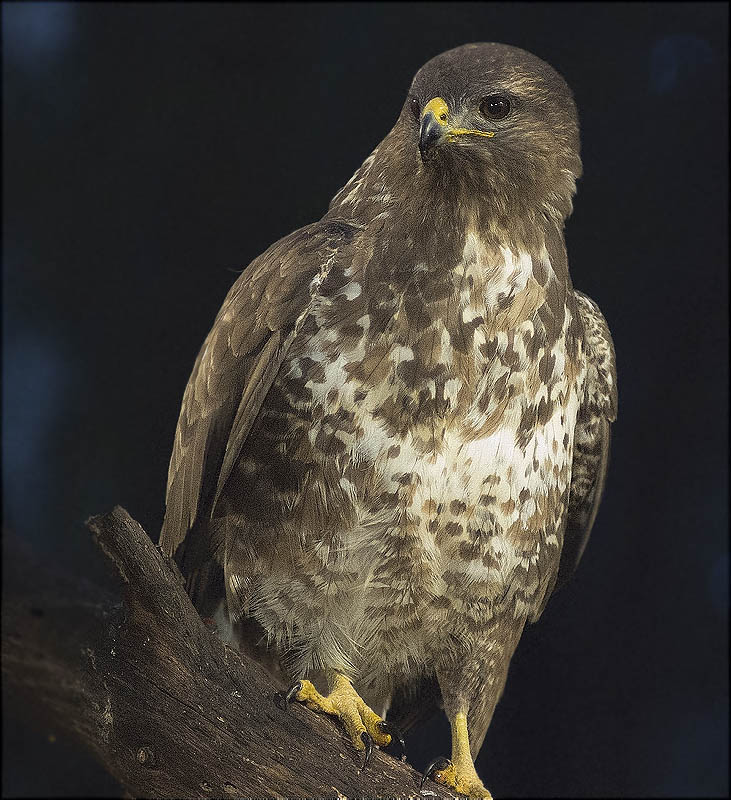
(409, 97, 421, 121)
(480, 95, 511, 120)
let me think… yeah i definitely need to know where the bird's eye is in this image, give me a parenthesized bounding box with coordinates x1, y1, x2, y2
(409, 97, 421, 121)
(480, 95, 511, 120)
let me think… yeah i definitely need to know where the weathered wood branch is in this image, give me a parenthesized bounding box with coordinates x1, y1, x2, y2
(2, 506, 457, 799)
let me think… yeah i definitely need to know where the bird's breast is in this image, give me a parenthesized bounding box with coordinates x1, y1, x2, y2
(280, 236, 584, 598)
(235, 236, 586, 675)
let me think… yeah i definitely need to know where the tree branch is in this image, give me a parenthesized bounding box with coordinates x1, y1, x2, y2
(2, 506, 457, 799)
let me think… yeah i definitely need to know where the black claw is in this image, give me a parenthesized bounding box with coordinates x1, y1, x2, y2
(285, 681, 303, 704)
(274, 680, 302, 710)
(377, 720, 406, 761)
(421, 756, 452, 788)
(360, 731, 374, 770)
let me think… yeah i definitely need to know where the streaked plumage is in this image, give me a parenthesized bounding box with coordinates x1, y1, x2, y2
(161, 42, 617, 796)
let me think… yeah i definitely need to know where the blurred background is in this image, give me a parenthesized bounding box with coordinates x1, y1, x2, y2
(2, 2, 728, 797)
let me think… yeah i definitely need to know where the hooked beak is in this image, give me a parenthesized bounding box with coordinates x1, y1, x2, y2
(418, 96, 496, 162)
(419, 97, 450, 161)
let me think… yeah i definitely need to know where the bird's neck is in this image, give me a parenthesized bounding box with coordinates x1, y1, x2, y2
(327, 128, 564, 270)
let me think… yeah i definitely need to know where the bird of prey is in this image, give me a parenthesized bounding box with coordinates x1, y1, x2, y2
(160, 42, 617, 798)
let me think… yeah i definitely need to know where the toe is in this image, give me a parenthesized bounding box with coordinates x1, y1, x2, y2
(357, 701, 391, 747)
(421, 756, 452, 788)
(422, 757, 492, 799)
(337, 702, 369, 752)
(295, 680, 338, 714)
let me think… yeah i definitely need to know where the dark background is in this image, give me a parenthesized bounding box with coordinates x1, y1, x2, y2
(2, 2, 728, 797)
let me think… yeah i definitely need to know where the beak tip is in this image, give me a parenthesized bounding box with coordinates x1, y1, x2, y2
(419, 112, 443, 162)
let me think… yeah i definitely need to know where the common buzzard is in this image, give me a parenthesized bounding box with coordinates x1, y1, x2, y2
(160, 42, 617, 798)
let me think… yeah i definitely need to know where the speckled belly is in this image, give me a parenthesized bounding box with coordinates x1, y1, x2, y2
(244, 335, 580, 683)
(337, 399, 575, 676)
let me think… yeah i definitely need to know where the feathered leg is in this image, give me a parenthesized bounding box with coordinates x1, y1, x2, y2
(423, 620, 524, 799)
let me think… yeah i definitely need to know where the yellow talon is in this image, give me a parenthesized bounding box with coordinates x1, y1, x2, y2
(425, 711, 492, 798)
(432, 762, 492, 799)
(292, 672, 392, 753)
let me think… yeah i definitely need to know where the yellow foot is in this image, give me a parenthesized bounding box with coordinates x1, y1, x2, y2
(278, 673, 404, 768)
(422, 756, 493, 799)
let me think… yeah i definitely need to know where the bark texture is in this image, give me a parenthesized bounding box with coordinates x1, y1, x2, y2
(1, 506, 458, 799)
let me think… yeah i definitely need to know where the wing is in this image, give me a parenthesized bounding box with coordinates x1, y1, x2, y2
(532, 290, 617, 619)
(159, 219, 360, 594)
(557, 290, 617, 588)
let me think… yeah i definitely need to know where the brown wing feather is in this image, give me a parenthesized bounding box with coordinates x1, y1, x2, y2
(159, 220, 359, 590)
(532, 290, 617, 619)
(555, 414, 612, 590)
(557, 291, 617, 585)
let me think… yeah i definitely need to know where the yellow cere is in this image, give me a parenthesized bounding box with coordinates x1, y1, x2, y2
(422, 97, 496, 139)
(422, 97, 450, 125)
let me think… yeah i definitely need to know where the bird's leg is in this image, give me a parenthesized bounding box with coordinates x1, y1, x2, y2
(278, 669, 404, 768)
(422, 709, 492, 798)
(422, 645, 514, 800)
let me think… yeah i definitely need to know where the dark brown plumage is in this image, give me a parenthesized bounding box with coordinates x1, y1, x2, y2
(160, 42, 617, 797)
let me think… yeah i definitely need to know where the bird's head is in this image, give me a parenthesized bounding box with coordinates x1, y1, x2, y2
(401, 43, 583, 225)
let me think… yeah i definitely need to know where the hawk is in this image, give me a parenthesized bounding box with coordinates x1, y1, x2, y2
(160, 42, 617, 798)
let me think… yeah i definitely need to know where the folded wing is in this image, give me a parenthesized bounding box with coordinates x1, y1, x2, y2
(160, 220, 359, 603)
